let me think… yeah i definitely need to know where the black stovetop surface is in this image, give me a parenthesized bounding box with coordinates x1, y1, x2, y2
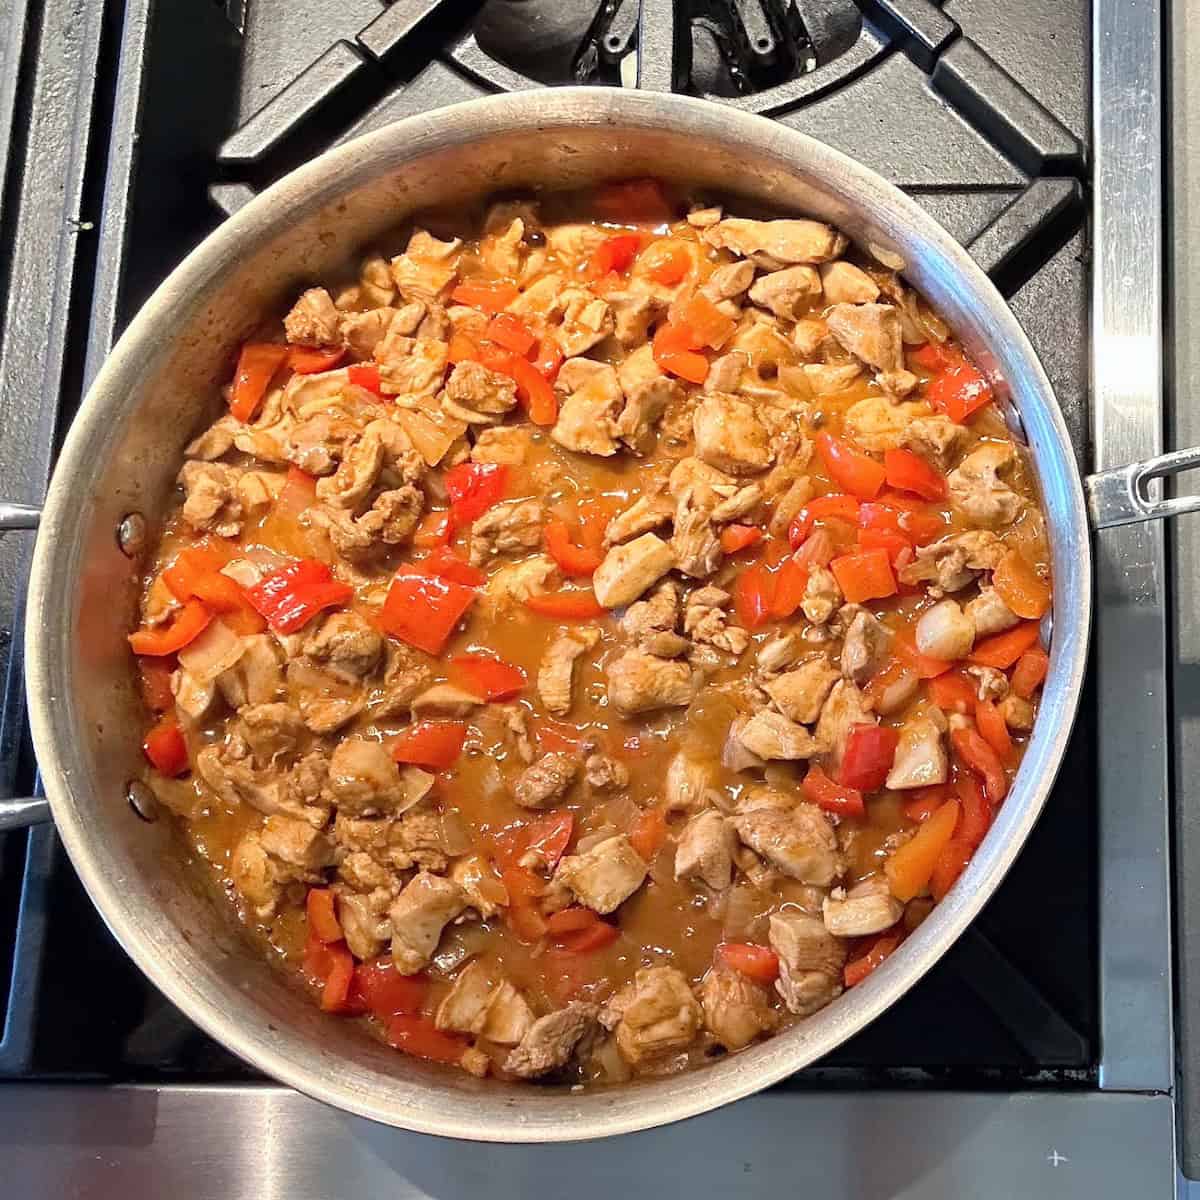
(0, 0, 1094, 1086)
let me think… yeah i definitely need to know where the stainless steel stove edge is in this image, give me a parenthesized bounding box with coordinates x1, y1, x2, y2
(0, 1084, 1177, 1200)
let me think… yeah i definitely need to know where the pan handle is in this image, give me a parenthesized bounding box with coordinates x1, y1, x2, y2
(0, 797, 52, 830)
(0, 502, 41, 531)
(1085, 447, 1200, 529)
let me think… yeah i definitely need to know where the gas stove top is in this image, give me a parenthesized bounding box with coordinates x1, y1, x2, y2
(0, 0, 1183, 1195)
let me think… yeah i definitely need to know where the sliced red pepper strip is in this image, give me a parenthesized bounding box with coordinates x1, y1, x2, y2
(829, 548, 897, 604)
(883, 448, 947, 501)
(319, 941, 356, 1014)
(652, 323, 709, 384)
(245, 559, 353, 634)
(801, 764, 865, 818)
(629, 806, 668, 861)
(643, 242, 691, 285)
(839, 724, 899, 792)
(229, 342, 289, 422)
(716, 942, 780, 984)
(379, 566, 476, 655)
(719, 524, 763, 555)
(524, 591, 605, 620)
(306, 887, 344, 944)
(128, 600, 213, 656)
(925, 353, 994, 423)
(142, 717, 188, 777)
(450, 652, 527, 701)
(733, 561, 775, 630)
(347, 362, 385, 395)
(967, 621, 1041, 669)
(391, 720, 468, 770)
(544, 519, 605, 576)
(450, 279, 520, 312)
(1011, 647, 1049, 698)
(445, 461, 509, 526)
(422, 546, 486, 587)
(287, 345, 346, 374)
(950, 726, 1010, 804)
(509, 355, 558, 426)
(557, 921, 619, 954)
(816, 432, 886, 500)
(385, 1014, 469, 1064)
(353, 959, 428, 1020)
(586, 233, 642, 280)
(844, 926, 905, 988)
(484, 312, 536, 355)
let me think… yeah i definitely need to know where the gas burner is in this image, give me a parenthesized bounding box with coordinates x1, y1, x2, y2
(470, 0, 864, 96)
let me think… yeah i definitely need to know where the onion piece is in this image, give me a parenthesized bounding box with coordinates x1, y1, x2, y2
(439, 808, 475, 856)
(575, 825, 618, 855)
(177, 617, 244, 682)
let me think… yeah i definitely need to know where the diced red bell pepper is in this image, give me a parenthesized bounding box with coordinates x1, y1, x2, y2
(643, 241, 691, 285)
(926, 670, 977, 714)
(652, 323, 709, 384)
(968, 621, 1041, 669)
(719, 524, 763, 555)
(380, 566, 477, 655)
(413, 511, 452, 549)
(861, 497, 947, 547)
(1011, 647, 1049, 698)
(950, 726, 1010, 804)
(137, 656, 176, 714)
(829, 548, 897, 604)
(524, 591, 606, 620)
(717, 942, 781, 985)
(955, 771, 993, 848)
(788, 493, 861, 547)
(502, 865, 548, 943)
(306, 887, 344, 944)
(839, 724, 899, 792)
(676, 293, 735, 349)
(508, 354, 558, 425)
(910, 341, 952, 371)
(629, 806, 668, 861)
(246, 559, 353, 634)
(347, 362, 385, 395)
(844, 926, 905, 988)
(768, 554, 809, 620)
(857, 527, 913, 570)
(734, 561, 775, 630)
(903, 785, 951, 824)
(587, 233, 642, 279)
(422, 546, 485, 587)
(925, 354, 994, 423)
(547, 907, 619, 953)
(142, 717, 188, 777)
(531, 334, 563, 383)
(127, 600, 213, 656)
(229, 342, 289, 422)
(317, 940, 356, 1014)
(801, 764, 865, 818)
(391, 720, 468, 770)
(451, 652, 527, 701)
(163, 545, 265, 634)
(484, 312, 536, 355)
(546, 907, 601, 936)
(544, 519, 605, 576)
(883, 448, 947, 500)
(353, 959, 428, 1020)
(521, 810, 575, 872)
(287, 344, 346, 374)
(386, 1014, 469, 1065)
(445, 462, 509, 526)
(593, 178, 674, 224)
(930, 838, 974, 902)
(816, 432, 886, 500)
(450, 279, 520, 312)
(992, 549, 1052, 619)
(975, 697, 1014, 762)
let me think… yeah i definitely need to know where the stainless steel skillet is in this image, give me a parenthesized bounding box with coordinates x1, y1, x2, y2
(0, 87, 1195, 1142)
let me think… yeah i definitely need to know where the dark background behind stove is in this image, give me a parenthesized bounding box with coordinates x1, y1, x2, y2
(0, 0, 1094, 1085)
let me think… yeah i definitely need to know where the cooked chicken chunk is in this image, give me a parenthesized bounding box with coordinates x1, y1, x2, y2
(469, 498, 544, 566)
(825, 302, 904, 375)
(604, 967, 703, 1065)
(443, 361, 519, 422)
(885, 715, 948, 789)
(665, 750, 717, 813)
(748, 265, 822, 320)
(815, 680, 874, 772)
(554, 834, 648, 913)
(899, 530, 1005, 593)
(616, 345, 681, 453)
(604, 491, 675, 545)
(844, 397, 931, 453)
(764, 656, 840, 725)
(550, 360, 624, 456)
(733, 802, 841, 885)
(471, 425, 532, 466)
(328, 739, 432, 816)
(284, 287, 341, 346)
(693, 394, 772, 475)
(840, 610, 890, 684)
(537, 628, 602, 716)
(513, 752, 579, 809)
(965, 585, 1020, 638)
(259, 814, 335, 871)
(947, 443, 1023, 528)
(178, 461, 244, 537)
(684, 586, 750, 656)
(389, 871, 468, 974)
(504, 1001, 599, 1078)
(483, 553, 560, 609)
(704, 218, 848, 266)
(231, 832, 306, 920)
(556, 288, 613, 357)
(674, 809, 735, 891)
(802, 565, 842, 625)
(700, 260, 755, 302)
(389, 229, 461, 303)
(737, 710, 824, 760)
(584, 753, 630, 792)
(902, 415, 969, 471)
(700, 965, 778, 1051)
(916, 599, 976, 661)
(769, 910, 846, 1016)
(304, 612, 383, 682)
(823, 876, 903, 937)
(819, 261, 880, 305)
(606, 649, 693, 715)
(593, 533, 676, 609)
(435, 961, 534, 1046)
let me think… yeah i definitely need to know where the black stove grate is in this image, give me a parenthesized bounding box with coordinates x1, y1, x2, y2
(0, 0, 1094, 1085)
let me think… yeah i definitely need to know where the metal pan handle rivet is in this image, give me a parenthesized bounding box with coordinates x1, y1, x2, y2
(127, 779, 159, 822)
(117, 512, 147, 557)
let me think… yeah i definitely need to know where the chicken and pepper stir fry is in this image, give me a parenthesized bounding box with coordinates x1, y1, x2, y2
(130, 179, 1052, 1084)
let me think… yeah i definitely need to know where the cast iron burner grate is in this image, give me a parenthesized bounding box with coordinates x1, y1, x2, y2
(0, 0, 1094, 1088)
